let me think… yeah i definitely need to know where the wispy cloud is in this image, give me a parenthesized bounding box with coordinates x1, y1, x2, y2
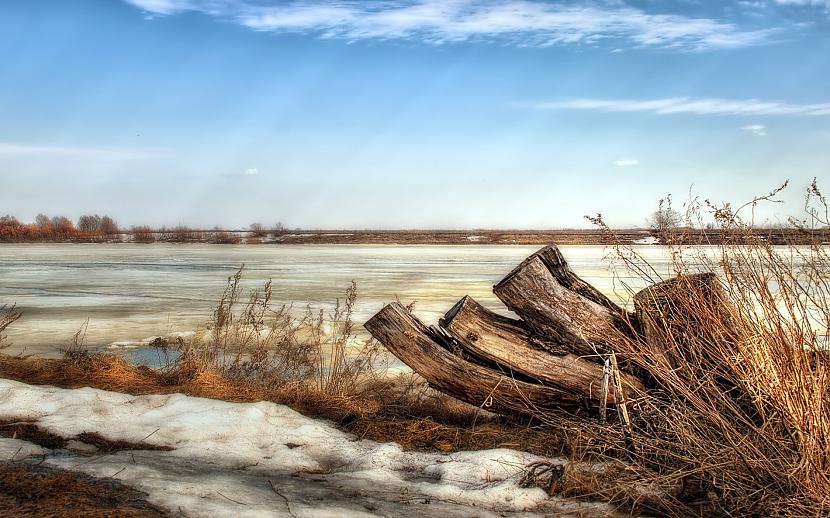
(0, 142, 160, 160)
(614, 159, 640, 167)
(535, 97, 830, 116)
(773, 0, 830, 7)
(741, 124, 768, 136)
(241, 167, 260, 176)
(122, 0, 777, 51)
(124, 0, 198, 16)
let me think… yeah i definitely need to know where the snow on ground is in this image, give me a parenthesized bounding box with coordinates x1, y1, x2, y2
(631, 236, 659, 245)
(0, 379, 611, 517)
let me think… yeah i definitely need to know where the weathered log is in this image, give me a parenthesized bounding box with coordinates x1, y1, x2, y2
(439, 296, 644, 402)
(493, 245, 632, 358)
(364, 302, 582, 416)
(633, 272, 739, 373)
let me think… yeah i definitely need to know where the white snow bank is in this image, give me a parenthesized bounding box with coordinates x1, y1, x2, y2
(0, 437, 47, 460)
(632, 236, 660, 245)
(0, 379, 612, 517)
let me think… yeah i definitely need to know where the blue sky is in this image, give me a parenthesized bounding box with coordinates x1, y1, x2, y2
(0, 0, 828, 228)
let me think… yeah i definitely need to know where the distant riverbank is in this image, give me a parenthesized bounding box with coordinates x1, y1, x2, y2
(2, 228, 827, 245)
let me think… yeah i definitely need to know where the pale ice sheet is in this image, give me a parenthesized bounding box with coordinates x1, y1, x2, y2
(0, 243, 682, 355)
(0, 379, 612, 517)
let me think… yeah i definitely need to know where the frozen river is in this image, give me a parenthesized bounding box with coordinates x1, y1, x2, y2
(0, 243, 733, 356)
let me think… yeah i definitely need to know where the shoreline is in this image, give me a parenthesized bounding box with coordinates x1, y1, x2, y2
(2, 228, 828, 245)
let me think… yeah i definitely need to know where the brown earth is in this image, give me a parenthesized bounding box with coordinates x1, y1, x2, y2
(0, 461, 168, 518)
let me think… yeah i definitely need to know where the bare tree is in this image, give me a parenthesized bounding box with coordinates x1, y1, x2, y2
(100, 215, 119, 235)
(130, 225, 155, 243)
(77, 214, 102, 233)
(271, 221, 286, 236)
(50, 216, 75, 236)
(35, 213, 52, 232)
(249, 222, 266, 237)
(648, 197, 682, 233)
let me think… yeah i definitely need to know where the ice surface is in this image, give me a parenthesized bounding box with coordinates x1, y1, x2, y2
(0, 379, 611, 517)
(0, 437, 48, 460)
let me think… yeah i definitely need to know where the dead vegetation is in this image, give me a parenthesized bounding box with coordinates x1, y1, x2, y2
(0, 304, 22, 352)
(529, 181, 830, 517)
(0, 461, 168, 517)
(0, 420, 171, 454)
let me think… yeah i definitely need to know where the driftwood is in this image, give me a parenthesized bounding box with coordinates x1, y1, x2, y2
(363, 244, 739, 419)
(633, 273, 739, 374)
(364, 302, 582, 415)
(634, 273, 739, 382)
(493, 245, 632, 358)
(439, 296, 644, 402)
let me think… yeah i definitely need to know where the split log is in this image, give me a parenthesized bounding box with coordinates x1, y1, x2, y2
(493, 245, 632, 358)
(364, 302, 582, 416)
(439, 296, 644, 402)
(633, 272, 739, 374)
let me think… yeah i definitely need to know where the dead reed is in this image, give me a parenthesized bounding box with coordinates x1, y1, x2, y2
(559, 181, 830, 516)
(0, 304, 22, 352)
(174, 267, 390, 398)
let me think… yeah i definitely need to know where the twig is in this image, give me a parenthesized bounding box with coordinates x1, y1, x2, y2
(9, 446, 22, 461)
(610, 352, 634, 454)
(599, 358, 611, 424)
(215, 490, 246, 505)
(268, 480, 297, 518)
(142, 428, 161, 441)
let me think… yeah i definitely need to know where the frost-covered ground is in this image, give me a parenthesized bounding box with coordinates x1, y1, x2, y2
(0, 379, 611, 517)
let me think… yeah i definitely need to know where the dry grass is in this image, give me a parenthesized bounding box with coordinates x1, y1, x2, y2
(553, 180, 830, 516)
(178, 268, 388, 397)
(0, 304, 22, 352)
(0, 461, 167, 517)
(0, 420, 172, 454)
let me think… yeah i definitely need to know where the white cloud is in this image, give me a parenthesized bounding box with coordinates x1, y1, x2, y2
(241, 167, 260, 176)
(535, 97, 830, 116)
(0, 142, 159, 160)
(741, 124, 768, 136)
(123, 0, 196, 15)
(122, 0, 777, 51)
(614, 159, 640, 167)
(773, 0, 830, 7)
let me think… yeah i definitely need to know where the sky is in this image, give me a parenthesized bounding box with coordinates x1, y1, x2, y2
(0, 0, 828, 229)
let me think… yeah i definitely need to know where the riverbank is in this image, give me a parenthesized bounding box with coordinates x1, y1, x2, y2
(0, 355, 618, 517)
(2, 228, 828, 245)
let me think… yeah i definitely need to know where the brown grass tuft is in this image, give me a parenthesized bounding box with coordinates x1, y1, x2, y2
(0, 461, 167, 517)
(569, 180, 830, 516)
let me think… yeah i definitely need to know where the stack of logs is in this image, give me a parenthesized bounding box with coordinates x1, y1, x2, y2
(364, 244, 724, 419)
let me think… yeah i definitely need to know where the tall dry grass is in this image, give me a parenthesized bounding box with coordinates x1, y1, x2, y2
(0, 304, 22, 351)
(555, 181, 830, 516)
(175, 267, 389, 397)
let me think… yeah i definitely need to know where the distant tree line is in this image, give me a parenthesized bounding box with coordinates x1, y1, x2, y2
(0, 214, 288, 243)
(0, 213, 119, 242)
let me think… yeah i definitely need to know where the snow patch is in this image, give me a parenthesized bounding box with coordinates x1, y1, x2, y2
(632, 236, 660, 245)
(0, 379, 610, 517)
(0, 437, 48, 460)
